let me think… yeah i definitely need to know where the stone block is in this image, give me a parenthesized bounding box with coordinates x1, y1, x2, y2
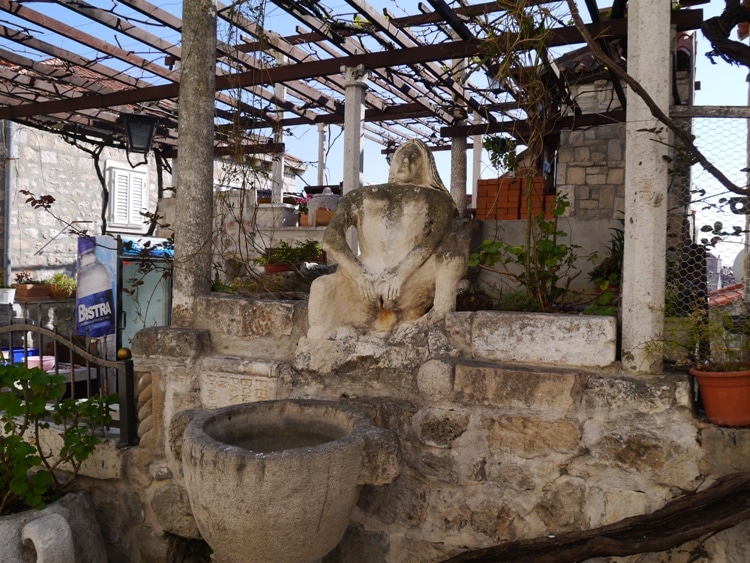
(482, 415, 582, 458)
(466, 311, 617, 368)
(415, 408, 469, 448)
(600, 488, 650, 526)
(700, 426, 750, 474)
(132, 327, 210, 362)
(453, 363, 579, 414)
(416, 359, 454, 401)
(200, 371, 279, 407)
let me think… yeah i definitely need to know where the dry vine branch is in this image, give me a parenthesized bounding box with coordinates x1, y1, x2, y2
(703, 0, 750, 67)
(565, 0, 750, 196)
(443, 471, 750, 563)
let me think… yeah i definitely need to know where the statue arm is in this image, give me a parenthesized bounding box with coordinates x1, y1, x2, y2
(322, 200, 378, 299)
(379, 196, 456, 301)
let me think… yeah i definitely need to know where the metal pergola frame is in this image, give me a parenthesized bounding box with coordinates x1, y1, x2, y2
(0, 0, 706, 160)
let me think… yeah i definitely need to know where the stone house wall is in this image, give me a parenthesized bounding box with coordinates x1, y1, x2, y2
(0, 124, 165, 282)
(68, 295, 750, 562)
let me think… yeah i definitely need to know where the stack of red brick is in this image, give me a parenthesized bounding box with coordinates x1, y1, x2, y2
(474, 176, 555, 220)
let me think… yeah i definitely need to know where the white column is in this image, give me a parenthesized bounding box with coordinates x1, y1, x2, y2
(271, 54, 287, 203)
(317, 122, 327, 186)
(471, 112, 483, 211)
(621, 0, 672, 373)
(342, 65, 367, 195)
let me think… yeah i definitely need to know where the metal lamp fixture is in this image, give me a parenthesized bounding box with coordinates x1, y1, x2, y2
(122, 113, 159, 154)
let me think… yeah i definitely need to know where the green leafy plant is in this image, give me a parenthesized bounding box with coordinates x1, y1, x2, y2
(584, 225, 624, 316)
(469, 195, 583, 312)
(48, 272, 77, 299)
(255, 240, 323, 267)
(0, 363, 115, 515)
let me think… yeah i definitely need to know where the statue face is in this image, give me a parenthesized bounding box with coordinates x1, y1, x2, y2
(391, 145, 423, 184)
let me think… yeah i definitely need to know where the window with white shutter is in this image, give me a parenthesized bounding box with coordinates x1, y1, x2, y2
(106, 162, 148, 233)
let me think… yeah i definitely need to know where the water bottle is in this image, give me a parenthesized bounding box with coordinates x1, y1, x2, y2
(76, 237, 115, 337)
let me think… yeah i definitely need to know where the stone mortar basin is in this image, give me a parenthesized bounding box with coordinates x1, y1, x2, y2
(181, 399, 402, 563)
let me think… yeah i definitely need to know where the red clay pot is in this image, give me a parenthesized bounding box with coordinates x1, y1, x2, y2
(689, 365, 750, 427)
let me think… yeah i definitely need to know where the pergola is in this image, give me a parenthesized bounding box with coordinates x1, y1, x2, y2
(0, 0, 704, 162)
(0, 1, 716, 374)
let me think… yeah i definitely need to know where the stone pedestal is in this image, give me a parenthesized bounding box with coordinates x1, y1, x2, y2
(256, 203, 298, 228)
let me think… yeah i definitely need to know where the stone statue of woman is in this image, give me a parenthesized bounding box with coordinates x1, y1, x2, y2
(307, 139, 467, 339)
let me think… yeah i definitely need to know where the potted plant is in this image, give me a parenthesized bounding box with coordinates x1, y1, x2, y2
(677, 307, 750, 427)
(256, 240, 324, 274)
(12, 270, 51, 301)
(48, 272, 77, 299)
(296, 197, 310, 227)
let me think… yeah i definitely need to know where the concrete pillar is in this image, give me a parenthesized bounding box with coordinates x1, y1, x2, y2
(171, 0, 217, 326)
(271, 54, 287, 203)
(621, 0, 671, 373)
(471, 112, 483, 211)
(451, 131, 467, 216)
(342, 65, 367, 195)
(317, 123, 327, 186)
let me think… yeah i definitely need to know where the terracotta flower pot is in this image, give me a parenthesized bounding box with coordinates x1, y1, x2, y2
(314, 208, 334, 226)
(299, 212, 308, 227)
(12, 284, 51, 301)
(263, 262, 294, 274)
(689, 365, 750, 427)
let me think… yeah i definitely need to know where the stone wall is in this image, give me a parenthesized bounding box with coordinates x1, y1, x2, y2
(106, 295, 750, 562)
(0, 124, 166, 281)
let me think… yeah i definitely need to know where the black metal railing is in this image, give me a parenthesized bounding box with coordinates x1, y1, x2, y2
(0, 322, 138, 447)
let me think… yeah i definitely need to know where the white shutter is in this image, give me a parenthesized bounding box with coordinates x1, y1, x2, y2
(128, 173, 146, 226)
(107, 164, 148, 232)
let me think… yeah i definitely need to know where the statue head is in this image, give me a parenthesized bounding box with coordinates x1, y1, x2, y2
(388, 139, 447, 191)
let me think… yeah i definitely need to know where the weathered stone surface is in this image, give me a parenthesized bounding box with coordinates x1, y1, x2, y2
(415, 408, 469, 448)
(600, 488, 651, 526)
(582, 375, 680, 414)
(151, 484, 200, 537)
(454, 363, 579, 414)
(323, 524, 389, 563)
(190, 295, 307, 359)
(417, 359, 454, 401)
(132, 327, 211, 362)
(536, 476, 588, 533)
(454, 311, 617, 368)
(295, 337, 427, 385)
(200, 366, 280, 407)
(308, 141, 466, 339)
(357, 474, 430, 527)
(700, 426, 750, 474)
(482, 415, 582, 459)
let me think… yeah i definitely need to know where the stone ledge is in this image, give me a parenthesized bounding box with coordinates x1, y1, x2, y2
(446, 311, 617, 369)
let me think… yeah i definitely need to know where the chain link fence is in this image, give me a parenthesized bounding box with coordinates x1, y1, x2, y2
(665, 115, 749, 365)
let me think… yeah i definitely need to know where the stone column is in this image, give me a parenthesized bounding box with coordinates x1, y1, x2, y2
(450, 109, 468, 216)
(317, 123, 327, 186)
(342, 65, 367, 195)
(471, 112, 483, 212)
(621, 0, 671, 373)
(271, 53, 287, 203)
(171, 0, 217, 326)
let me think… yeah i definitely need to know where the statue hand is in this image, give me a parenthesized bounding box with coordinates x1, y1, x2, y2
(379, 273, 402, 301)
(359, 271, 378, 300)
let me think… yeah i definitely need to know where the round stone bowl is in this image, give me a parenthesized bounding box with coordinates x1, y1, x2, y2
(181, 399, 401, 563)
